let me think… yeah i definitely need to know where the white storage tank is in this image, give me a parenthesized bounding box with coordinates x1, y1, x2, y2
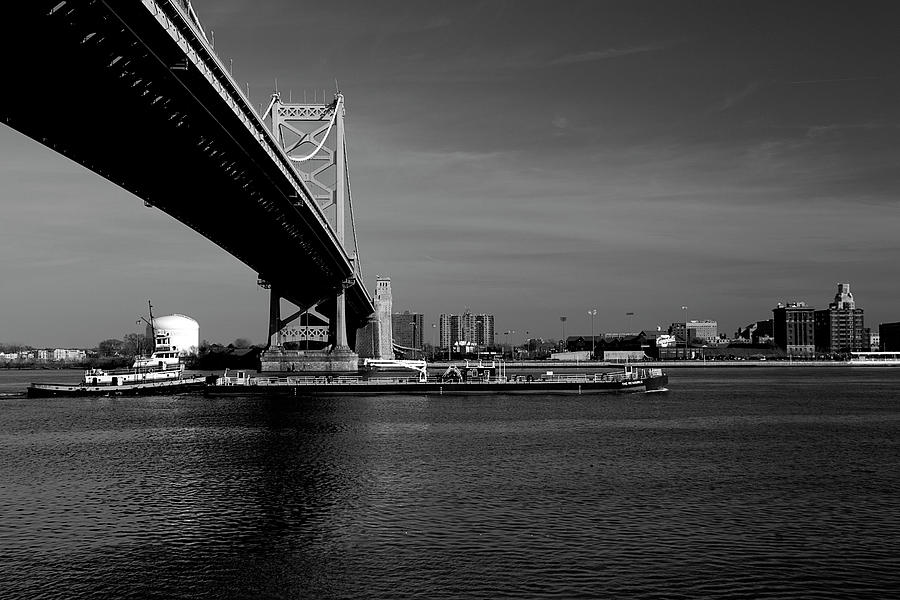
(151, 314, 200, 356)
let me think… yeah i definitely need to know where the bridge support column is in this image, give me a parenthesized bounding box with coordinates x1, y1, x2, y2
(320, 278, 359, 371)
(331, 97, 352, 354)
(334, 290, 349, 350)
(322, 96, 358, 371)
(268, 287, 281, 349)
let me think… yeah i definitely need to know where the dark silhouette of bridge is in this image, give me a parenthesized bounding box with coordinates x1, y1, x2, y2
(2, 1, 374, 354)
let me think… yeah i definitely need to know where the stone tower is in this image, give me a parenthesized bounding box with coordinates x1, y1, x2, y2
(374, 277, 394, 359)
(831, 283, 855, 309)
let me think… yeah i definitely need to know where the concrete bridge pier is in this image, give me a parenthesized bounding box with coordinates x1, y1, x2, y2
(259, 284, 359, 373)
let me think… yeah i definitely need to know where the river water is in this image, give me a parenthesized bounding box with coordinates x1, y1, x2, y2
(1, 368, 898, 599)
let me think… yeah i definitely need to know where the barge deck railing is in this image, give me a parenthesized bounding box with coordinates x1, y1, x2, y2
(216, 367, 664, 387)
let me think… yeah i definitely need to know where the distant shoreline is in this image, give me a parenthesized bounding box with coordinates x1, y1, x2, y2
(427, 360, 897, 369)
(6, 361, 897, 373)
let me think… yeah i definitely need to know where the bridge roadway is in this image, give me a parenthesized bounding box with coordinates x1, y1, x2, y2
(1, 1, 374, 333)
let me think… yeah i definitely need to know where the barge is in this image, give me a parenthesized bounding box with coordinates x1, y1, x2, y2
(205, 359, 668, 396)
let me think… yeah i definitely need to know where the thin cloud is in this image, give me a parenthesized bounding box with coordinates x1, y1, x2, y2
(551, 45, 662, 65)
(789, 76, 883, 85)
(714, 82, 762, 112)
(806, 121, 900, 137)
(420, 16, 452, 31)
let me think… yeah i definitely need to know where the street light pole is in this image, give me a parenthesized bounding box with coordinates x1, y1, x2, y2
(681, 305, 688, 360)
(560, 316, 567, 351)
(588, 309, 597, 360)
(410, 321, 417, 359)
(431, 323, 436, 361)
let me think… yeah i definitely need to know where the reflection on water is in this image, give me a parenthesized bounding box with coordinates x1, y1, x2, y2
(1, 368, 899, 599)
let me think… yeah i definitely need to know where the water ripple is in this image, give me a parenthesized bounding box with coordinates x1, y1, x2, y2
(1, 368, 899, 598)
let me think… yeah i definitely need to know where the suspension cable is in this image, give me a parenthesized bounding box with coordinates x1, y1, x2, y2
(287, 97, 339, 163)
(344, 137, 363, 283)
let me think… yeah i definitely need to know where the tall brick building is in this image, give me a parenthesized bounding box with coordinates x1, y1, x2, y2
(773, 302, 815, 357)
(814, 283, 865, 353)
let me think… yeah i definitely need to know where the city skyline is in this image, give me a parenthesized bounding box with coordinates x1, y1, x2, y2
(4, 278, 881, 352)
(2, 1, 900, 347)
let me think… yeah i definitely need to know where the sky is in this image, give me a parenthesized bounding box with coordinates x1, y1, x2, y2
(2, 0, 900, 348)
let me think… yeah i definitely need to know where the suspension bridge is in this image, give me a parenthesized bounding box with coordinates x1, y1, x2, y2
(2, 1, 379, 371)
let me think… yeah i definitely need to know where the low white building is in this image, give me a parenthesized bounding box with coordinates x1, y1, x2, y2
(671, 320, 718, 343)
(53, 349, 87, 362)
(452, 340, 478, 355)
(550, 350, 592, 361)
(604, 350, 648, 362)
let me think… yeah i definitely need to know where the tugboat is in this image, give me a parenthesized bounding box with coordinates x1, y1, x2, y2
(27, 302, 208, 398)
(205, 358, 668, 396)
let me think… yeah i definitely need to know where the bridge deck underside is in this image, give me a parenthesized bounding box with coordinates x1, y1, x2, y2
(2, 1, 372, 329)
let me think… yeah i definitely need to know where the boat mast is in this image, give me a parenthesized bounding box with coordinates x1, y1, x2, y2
(148, 300, 157, 351)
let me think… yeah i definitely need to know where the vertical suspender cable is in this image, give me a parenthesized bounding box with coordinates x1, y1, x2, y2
(344, 141, 363, 283)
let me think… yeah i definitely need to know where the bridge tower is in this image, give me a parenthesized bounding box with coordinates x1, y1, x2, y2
(259, 91, 362, 372)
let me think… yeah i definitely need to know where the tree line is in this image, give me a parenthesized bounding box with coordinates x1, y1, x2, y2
(2, 335, 257, 357)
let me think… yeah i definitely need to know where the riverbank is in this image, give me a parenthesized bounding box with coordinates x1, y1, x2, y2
(426, 360, 895, 369)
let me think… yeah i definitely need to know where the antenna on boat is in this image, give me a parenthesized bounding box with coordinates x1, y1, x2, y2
(148, 300, 156, 348)
(135, 301, 157, 356)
